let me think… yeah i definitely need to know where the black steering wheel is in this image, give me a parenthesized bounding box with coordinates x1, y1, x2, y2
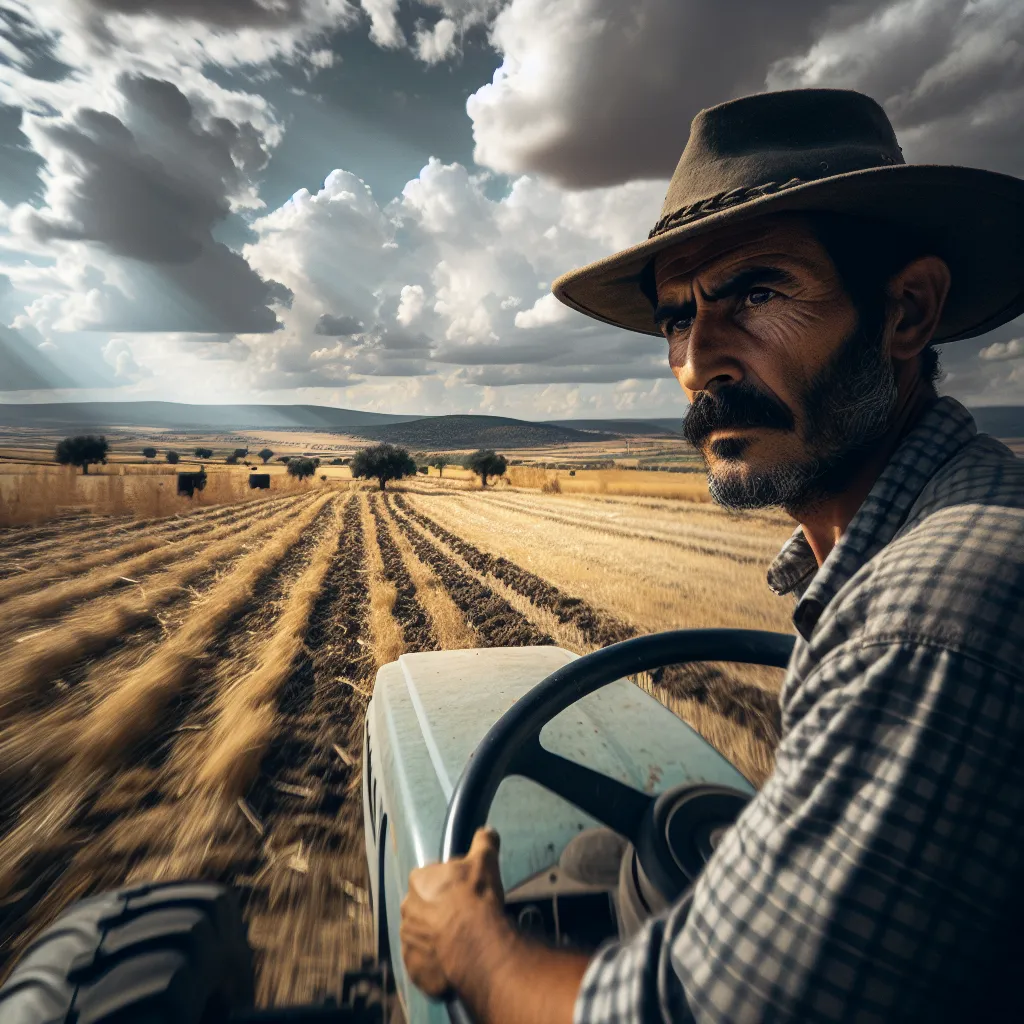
(441, 628, 794, 891)
(438, 629, 793, 1024)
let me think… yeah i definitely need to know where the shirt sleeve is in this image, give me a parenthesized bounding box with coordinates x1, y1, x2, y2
(574, 640, 1024, 1023)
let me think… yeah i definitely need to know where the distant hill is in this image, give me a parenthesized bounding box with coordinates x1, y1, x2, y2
(973, 406, 1024, 437)
(544, 417, 682, 436)
(554, 408, 1024, 438)
(351, 415, 612, 449)
(0, 401, 418, 431)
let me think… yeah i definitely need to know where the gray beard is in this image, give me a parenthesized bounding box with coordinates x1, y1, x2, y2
(705, 324, 899, 514)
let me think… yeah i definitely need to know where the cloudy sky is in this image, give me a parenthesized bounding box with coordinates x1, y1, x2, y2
(0, 0, 1022, 419)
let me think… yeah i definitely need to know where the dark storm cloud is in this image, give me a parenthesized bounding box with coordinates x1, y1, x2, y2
(28, 76, 268, 263)
(314, 312, 364, 335)
(471, 0, 1024, 187)
(470, 0, 838, 187)
(91, 244, 291, 333)
(24, 75, 289, 333)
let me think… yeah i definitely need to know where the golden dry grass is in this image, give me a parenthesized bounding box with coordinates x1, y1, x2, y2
(358, 492, 406, 670)
(0, 465, 798, 1000)
(191, 501, 345, 799)
(0, 495, 315, 723)
(0, 496, 317, 638)
(0, 493, 334, 893)
(0, 462, 330, 527)
(505, 465, 711, 501)
(378, 499, 478, 651)
(408, 490, 794, 635)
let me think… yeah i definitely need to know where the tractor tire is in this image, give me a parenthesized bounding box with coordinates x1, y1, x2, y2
(0, 880, 255, 1024)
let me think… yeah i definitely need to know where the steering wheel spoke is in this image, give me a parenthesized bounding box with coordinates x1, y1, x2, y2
(508, 737, 653, 840)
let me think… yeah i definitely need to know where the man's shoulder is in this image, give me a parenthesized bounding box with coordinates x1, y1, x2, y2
(821, 435, 1023, 673)
(906, 431, 1024, 522)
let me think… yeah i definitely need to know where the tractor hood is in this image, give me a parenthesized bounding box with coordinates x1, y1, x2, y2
(367, 646, 753, 892)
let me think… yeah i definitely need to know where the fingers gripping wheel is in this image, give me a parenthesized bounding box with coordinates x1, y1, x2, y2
(440, 629, 793, 1024)
(442, 628, 795, 891)
(0, 881, 255, 1024)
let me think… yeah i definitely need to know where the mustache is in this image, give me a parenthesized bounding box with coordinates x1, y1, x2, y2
(682, 384, 795, 447)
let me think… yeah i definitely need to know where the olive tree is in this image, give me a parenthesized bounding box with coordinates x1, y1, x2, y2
(55, 435, 109, 475)
(287, 457, 317, 481)
(430, 454, 451, 477)
(165, 450, 180, 465)
(193, 447, 213, 459)
(258, 448, 274, 464)
(142, 446, 157, 460)
(350, 443, 416, 492)
(465, 449, 508, 487)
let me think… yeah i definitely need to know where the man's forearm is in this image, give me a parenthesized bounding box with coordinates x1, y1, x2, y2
(448, 909, 591, 1024)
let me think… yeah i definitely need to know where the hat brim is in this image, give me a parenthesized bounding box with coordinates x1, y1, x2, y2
(552, 164, 1024, 344)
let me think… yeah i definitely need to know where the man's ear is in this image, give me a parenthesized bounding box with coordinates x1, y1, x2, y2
(887, 255, 951, 360)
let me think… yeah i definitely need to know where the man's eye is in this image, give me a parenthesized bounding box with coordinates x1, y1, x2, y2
(666, 315, 694, 335)
(746, 288, 776, 307)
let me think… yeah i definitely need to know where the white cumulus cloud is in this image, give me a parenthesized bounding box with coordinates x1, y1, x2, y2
(979, 338, 1024, 362)
(396, 284, 426, 325)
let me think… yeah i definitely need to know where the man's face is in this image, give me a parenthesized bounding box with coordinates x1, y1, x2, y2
(655, 216, 898, 511)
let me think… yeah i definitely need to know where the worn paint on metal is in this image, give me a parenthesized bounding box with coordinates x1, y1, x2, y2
(363, 645, 755, 1023)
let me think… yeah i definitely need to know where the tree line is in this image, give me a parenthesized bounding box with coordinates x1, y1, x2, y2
(52, 435, 509, 491)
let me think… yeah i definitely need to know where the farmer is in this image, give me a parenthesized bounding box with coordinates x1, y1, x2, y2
(400, 89, 1024, 1022)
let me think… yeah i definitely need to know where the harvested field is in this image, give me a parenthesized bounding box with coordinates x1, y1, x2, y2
(0, 478, 796, 1003)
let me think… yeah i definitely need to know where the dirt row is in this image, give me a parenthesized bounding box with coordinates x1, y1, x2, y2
(394, 493, 634, 647)
(0, 495, 341, 980)
(384, 495, 553, 649)
(240, 493, 375, 1005)
(368, 494, 438, 653)
(396, 495, 781, 747)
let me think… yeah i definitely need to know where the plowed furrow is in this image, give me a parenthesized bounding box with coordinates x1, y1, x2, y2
(0, 494, 308, 602)
(395, 495, 781, 748)
(0, 495, 318, 723)
(395, 493, 633, 646)
(369, 493, 437, 653)
(0, 494, 299, 580)
(0, 495, 317, 638)
(0, 492, 335, 962)
(386, 495, 552, 648)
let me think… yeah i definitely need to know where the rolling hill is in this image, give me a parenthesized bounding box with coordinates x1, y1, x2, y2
(349, 414, 613, 449)
(0, 402, 417, 431)
(544, 417, 682, 436)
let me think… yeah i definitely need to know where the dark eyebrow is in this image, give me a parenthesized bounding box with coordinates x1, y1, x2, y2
(653, 265, 797, 330)
(704, 265, 797, 302)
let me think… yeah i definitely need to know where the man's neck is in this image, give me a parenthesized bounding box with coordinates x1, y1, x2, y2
(797, 382, 937, 566)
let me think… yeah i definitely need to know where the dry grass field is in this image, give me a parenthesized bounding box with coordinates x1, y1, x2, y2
(0, 465, 796, 1006)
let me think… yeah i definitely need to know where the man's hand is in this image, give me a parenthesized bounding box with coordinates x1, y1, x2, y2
(400, 827, 509, 999)
(401, 827, 591, 1024)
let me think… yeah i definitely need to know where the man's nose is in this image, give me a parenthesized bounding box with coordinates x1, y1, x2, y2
(672, 311, 744, 394)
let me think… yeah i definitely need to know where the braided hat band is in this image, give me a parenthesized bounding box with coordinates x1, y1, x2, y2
(648, 178, 806, 239)
(553, 89, 1024, 344)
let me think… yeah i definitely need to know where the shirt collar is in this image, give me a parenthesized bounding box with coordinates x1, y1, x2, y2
(767, 397, 977, 641)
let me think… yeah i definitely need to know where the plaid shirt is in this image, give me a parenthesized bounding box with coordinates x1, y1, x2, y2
(575, 397, 1024, 1023)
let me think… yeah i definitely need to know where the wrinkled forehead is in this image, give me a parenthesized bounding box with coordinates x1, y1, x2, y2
(653, 214, 825, 293)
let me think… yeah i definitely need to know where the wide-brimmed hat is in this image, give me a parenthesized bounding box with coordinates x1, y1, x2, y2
(552, 89, 1024, 343)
